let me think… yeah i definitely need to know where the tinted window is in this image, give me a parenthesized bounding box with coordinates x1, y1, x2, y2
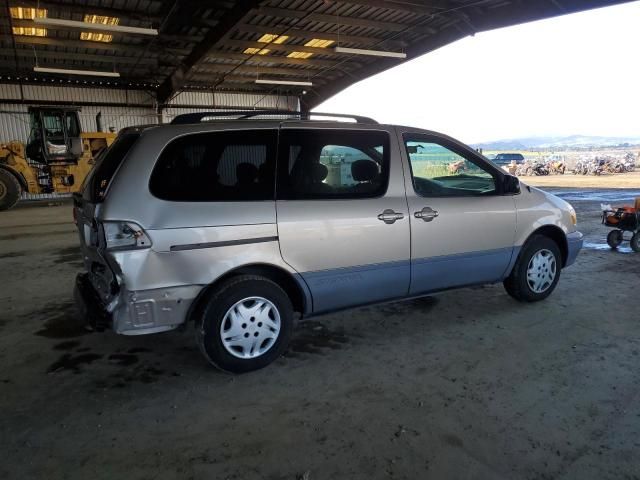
(277, 129, 389, 200)
(404, 136, 497, 197)
(150, 130, 276, 201)
(83, 132, 139, 202)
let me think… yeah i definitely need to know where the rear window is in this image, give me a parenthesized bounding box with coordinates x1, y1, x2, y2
(82, 133, 139, 202)
(149, 130, 277, 202)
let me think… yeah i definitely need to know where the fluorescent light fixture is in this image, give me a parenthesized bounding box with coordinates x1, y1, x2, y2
(34, 66, 120, 77)
(287, 51, 313, 59)
(334, 46, 406, 59)
(257, 33, 289, 44)
(255, 79, 312, 87)
(34, 17, 158, 36)
(305, 38, 334, 48)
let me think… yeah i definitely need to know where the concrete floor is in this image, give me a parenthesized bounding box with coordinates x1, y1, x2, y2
(0, 190, 639, 480)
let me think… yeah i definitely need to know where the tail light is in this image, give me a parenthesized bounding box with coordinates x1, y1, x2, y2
(102, 221, 152, 251)
(72, 207, 77, 225)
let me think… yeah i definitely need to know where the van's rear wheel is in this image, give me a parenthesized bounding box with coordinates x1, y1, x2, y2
(0, 170, 21, 211)
(195, 275, 293, 373)
(504, 235, 561, 302)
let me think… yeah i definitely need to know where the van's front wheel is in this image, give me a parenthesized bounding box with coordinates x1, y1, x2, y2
(195, 275, 293, 373)
(504, 235, 561, 302)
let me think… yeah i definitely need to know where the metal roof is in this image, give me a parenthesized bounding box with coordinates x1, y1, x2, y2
(0, 0, 631, 108)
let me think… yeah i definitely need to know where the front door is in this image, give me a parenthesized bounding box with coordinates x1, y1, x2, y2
(399, 130, 517, 295)
(276, 126, 410, 313)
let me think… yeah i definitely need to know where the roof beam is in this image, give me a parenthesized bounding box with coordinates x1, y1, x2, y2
(194, 63, 335, 78)
(0, 67, 161, 83)
(157, 0, 261, 104)
(236, 23, 407, 48)
(0, 47, 159, 66)
(223, 39, 344, 56)
(190, 72, 327, 87)
(8, 35, 189, 57)
(204, 51, 352, 68)
(255, 7, 436, 34)
(337, 0, 443, 16)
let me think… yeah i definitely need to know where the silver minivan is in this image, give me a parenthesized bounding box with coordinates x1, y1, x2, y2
(73, 111, 583, 373)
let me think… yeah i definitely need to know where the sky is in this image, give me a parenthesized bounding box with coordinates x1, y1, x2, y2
(315, 1, 640, 144)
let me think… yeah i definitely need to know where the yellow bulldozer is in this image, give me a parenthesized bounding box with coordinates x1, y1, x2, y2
(0, 106, 116, 210)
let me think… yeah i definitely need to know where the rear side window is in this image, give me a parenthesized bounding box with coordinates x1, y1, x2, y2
(150, 130, 277, 201)
(277, 129, 389, 200)
(83, 132, 139, 202)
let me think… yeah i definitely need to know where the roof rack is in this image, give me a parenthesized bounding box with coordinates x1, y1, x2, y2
(169, 110, 377, 125)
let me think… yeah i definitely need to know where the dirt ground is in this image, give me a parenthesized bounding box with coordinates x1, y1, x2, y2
(520, 170, 640, 189)
(0, 191, 639, 480)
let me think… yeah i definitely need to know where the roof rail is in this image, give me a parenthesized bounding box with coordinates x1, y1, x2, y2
(169, 110, 377, 125)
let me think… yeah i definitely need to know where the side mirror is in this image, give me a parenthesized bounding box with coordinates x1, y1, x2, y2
(503, 174, 520, 194)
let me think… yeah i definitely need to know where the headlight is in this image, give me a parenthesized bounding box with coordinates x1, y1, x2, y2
(569, 207, 577, 225)
(102, 222, 152, 250)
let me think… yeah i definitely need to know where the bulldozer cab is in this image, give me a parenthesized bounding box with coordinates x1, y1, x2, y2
(26, 107, 83, 164)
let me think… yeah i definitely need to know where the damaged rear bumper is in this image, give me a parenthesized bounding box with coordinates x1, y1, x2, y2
(74, 273, 202, 335)
(75, 273, 111, 331)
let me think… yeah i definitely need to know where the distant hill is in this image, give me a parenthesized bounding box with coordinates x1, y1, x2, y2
(474, 135, 640, 150)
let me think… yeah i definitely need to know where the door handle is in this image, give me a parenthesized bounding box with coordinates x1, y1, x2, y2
(377, 209, 404, 224)
(414, 207, 439, 222)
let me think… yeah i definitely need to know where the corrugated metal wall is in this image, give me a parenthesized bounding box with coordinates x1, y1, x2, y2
(0, 83, 299, 137)
(0, 83, 299, 202)
(0, 105, 158, 142)
(0, 104, 30, 143)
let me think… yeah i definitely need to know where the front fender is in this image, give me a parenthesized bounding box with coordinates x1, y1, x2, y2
(513, 185, 575, 246)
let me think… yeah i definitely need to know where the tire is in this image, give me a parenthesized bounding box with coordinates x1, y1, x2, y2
(631, 233, 640, 253)
(0, 169, 21, 211)
(607, 230, 623, 249)
(195, 275, 293, 373)
(504, 235, 562, 302)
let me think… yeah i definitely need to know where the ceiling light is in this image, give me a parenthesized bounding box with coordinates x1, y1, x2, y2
(257, 33, 288, 44)
(84, 14, 119, 26)
(287, 51, 313, 59)
(334, 46, 406, 58)
(9, 7, 47, 19)
(34, 17, 158, 36)
(305, 39, 334, 48)
(10, 7, 47, 36)
(255, 79, 312, 87)
(243, 47, 270, 55)
(34, 66, 120, 77)
(80, 32, 113, 42)
(13, 27, 47, 37)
